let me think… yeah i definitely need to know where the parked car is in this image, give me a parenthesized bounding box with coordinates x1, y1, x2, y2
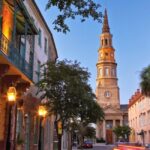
(82, 140, 93, 149)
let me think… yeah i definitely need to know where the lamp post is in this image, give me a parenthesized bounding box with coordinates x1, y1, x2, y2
(38, 105, 47, 150)
(6, 86, 17, 150)
(57, 120, 62, 150)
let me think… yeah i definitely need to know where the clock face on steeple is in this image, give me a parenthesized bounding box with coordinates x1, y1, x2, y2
(104, 91, 111, 98)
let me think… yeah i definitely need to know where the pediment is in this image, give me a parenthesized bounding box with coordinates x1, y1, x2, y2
(103, 105, 122, 114)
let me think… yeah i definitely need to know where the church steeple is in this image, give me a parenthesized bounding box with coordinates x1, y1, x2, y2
(96, 10, 125, 144)
(102, 9, 110, 33)
(96, 9, 120, 109)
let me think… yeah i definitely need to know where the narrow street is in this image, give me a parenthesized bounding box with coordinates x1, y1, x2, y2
(72, 143, 115, 150)
(93, 145, 115, 150)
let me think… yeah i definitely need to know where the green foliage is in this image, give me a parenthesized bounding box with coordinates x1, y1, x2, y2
(46, 0, 102, 33)
(77, 125, 95, 138)
(16, 133, 24, 145)
(113, 125, 131, 141)
(96, 137, 105, 143)
(37, 59, 104, 130)
(140, 65, 150, 97)
(85, 126, 96, 138)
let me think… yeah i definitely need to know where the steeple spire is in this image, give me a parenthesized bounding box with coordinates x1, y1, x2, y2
(102, 9, 110, 33)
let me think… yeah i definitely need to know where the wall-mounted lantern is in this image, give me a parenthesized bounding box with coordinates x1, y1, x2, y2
(7, 86, 17, 102)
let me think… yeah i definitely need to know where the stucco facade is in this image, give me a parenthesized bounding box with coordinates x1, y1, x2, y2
(128, 89, 150, 145)
(0, 0, 58, 150)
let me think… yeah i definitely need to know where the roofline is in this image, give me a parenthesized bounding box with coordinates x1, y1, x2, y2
(128, 91, 143, 108)
(32, 0, 58, 59)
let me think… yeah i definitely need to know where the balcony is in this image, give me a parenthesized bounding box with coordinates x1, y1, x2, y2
(0, 32, 33, 80)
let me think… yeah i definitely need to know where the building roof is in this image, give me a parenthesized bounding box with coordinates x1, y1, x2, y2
(128, 89, 143, 108)
(120, 104, 128, 111)
(102, 9, 110, 33)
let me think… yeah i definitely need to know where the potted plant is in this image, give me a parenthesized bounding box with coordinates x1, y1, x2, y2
(16, 133, 24, 150)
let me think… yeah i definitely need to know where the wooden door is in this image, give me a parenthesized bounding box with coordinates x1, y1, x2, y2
(106, 129, 113, 144)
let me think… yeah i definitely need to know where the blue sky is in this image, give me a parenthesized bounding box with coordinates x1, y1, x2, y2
(36, 0, 150, 104)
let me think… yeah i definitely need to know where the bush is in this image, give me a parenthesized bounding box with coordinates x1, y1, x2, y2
(96, 137, 105, 143)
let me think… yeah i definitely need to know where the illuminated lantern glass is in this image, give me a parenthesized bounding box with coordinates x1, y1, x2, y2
(7, 86, 17, 102)
(38, 106, 47, 117)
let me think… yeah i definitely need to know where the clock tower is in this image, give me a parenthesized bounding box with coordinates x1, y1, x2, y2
(96, 9, 120, 109)
(96, 10, 127, 144)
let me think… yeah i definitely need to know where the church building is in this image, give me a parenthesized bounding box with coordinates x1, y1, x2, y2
(96, 9, 128, 144)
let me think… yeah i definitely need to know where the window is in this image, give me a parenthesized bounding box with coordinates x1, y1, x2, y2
(20, 42, 25, 57)
(106, 120, 113, 129)
(105, 52, 108, 56)
(105, 39, 107, 45)
(44, 38, 47, 54)
(105, 68, 109, 76)
(111, 53, 113, 57)
(99, 68, 102, 76)
(104, 91, 111, 98)
(37, 60, 41, 82)
(38, 29, 42, 47)
(111, 68, 116, 76)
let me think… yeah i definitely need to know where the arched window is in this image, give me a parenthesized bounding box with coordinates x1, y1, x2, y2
(105, 39, 108, 45)
(111, 68, 116, 76)
(102, 40, 103, 46)
(99, 68, 102, 76)
(105, 68, 109, 76)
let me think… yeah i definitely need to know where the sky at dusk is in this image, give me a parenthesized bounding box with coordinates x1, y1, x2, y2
(36, 0, 150, 104)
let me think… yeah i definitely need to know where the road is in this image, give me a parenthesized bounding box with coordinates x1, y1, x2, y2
(72, 144, 115, 150)
(93, 145, 115, 150)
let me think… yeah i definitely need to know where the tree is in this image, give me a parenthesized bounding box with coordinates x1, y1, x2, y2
(140, 65, 150, 97)
(113, 125, 131, 142)
(37, 59, 104, 150)
(46, 0, 102, 33)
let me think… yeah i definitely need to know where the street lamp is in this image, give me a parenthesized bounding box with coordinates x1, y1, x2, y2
(57, 120, 62, 150)
(38, 105, 47, 150)
(7, 86, 17, 102)
(6, 86, 17, 150)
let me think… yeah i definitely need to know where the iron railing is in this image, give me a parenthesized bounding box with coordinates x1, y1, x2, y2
(0, 32, 33, 80)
